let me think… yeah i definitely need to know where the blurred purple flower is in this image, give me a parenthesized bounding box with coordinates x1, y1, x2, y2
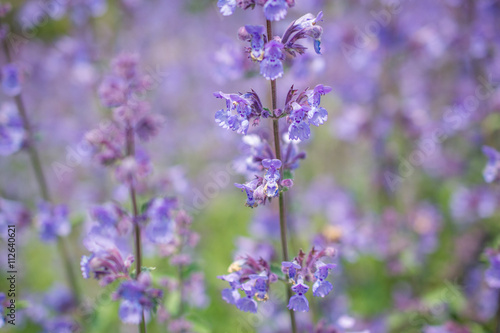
(1, 64, 22, 96)
(37, 202, 71, 242)
(0, 102, 25, 156)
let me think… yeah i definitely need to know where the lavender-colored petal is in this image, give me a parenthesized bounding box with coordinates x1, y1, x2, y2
(264, 0, 288, 21)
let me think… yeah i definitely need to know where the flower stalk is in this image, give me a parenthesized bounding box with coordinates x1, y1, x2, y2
(125, 123, 146, 333)
(266, 18, 298, 333)
(2, 38, 81, 305)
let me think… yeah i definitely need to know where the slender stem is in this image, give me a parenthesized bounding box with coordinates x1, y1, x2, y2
(266, 19, 297, 333)
(178, 264, 184, 316)
(2, 39, 82, 303)
(125, 124, 146, 333)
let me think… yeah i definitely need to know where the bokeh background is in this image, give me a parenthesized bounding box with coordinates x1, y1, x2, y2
(1, 0, 500, 332)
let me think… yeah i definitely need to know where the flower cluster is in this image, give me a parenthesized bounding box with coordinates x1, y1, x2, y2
(218, 0, 295, 21)
(235, 158, 293, 208)
(282, 247, 336, 312)
(238, 12, 324, 80)
(218, 256, 277, 313)
(214, 84, 331, 141)
(113, 272, 163, 324)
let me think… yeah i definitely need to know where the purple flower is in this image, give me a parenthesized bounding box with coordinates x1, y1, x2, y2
(81, 231, 133, 285)
(262, 158, 281, 197)
(288, 102, 311, 141)
(98, 76, 128, 108)
(218, 273, 241, 305)
(282, 260, 301, 281)
(0, 197, 31, 238)
(235, 182, 258, 208)
(263, 0, 288, 21)
(282, 12, 324, 56)
(144, 197, 176, 244)
(236, 285, 258, 313)
(287, 85, 331, 141)
(0, 102, 25, 156)
(307, 85, 331, 126)
(218, 0, 236, 16)
(482, 145, 500, 183)
(245, 25, 266, 61)
(214, 91, 264, 135)
(312, 261, 335, 297)
(486, 249, 500, 289)
(37, 202, 71, 242)
(260, 40, 284, 80)
(1, 64, 22, 96)
(114, 273, 163, 324)
(288, 280, 309, 312)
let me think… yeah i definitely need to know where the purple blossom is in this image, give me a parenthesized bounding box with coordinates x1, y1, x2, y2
(312, 261, 335, 297)
(263, 0, 288, 21)
(217, 0, 236, 16)
(0, 102, 25, 156)
(262, 158, 281, 197)
(288, 280, 309, 312)
(486, 249, 500, 289)
(1, 64, 22, 96)
(214, 90, 264, 135)
(144, 197, 177, 244)
(114, 273, 163, 324)
(282, 12, 324, 56)
(287, 85, 331, 141)
(236, 285, 258, 313)
(245, 25, 266, 61)
(282, 260, 301, 281)
(260, 40, 284, 80)
(37, 202, 71, 242)
(482, 145, 500, 183)
(218, 273, 241, 305)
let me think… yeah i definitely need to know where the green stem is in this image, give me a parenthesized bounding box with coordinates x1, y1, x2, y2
(266, 19, 298, 333)
(125, 124, 146, 333)
(2, 39, 81, 304)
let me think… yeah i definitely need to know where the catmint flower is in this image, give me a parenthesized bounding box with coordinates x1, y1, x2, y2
(135, 113, 164, 141)
(1, 64, 22, 96)
(114, 273, 163, 324)
(282, 12, 324, 56)
(219, 256, 277, 312)
(0, 102, 25, 156)
(214, 90, 265, 135)
(98, 76, 128, 108)
(482, 145, 500, 183)
(144, 197, 176, 244)
(218, 272, 241, 305)
(244, 25, 266, 61)
(235, 182, 258, 208)
(36, 202, 71, 242)
(263, 0, 288, 21)
(0, 197, 31, 239)
(217, 0, 293, 21)
(312, 261, 335, 297)
(260, 40, 284, 80)
(307, 85, 331, 126)
(288, 102, 311, 140)
(288, 279, 309, 312)
(80, 245, 133, 285)
(217, 0, 236, 16)
(262, 158, 281, 197)
(286, 85, 331, 141)
(114, 151, 152, 185)
(236, 283, 258, 313)
(282, 260, 301, 282)
(485, 249, 500, 289)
